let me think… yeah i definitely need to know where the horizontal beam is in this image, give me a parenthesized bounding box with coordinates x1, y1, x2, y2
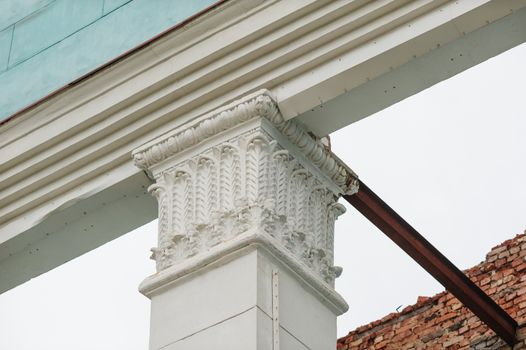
(2, 0, 525, 294)
(0, 172, 156, 294)
(343, 180, 517, 346)
(297, 3, 526, 136)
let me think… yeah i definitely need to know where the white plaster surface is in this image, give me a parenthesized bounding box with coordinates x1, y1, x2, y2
(149, 250, 259, 349)
(280, 327, 310, 350)
(148, 247, 340, 350)
(278, 260, 338, 350)
(161, 308, 272, 350)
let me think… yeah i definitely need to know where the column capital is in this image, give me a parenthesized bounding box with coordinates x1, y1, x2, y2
(132, 90, 358, 194)
(133, 90, 357, 313)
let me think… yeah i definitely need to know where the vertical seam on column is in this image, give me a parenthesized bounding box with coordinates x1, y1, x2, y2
(272, 269, 280, 350)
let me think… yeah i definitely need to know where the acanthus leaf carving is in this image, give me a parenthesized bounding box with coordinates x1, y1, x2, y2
(132, 90, 359, 196)
(219, 144, 241, 212)
(135, 90, 358, 285)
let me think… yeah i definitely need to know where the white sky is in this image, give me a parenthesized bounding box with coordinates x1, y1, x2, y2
(0, 42, 525, 349)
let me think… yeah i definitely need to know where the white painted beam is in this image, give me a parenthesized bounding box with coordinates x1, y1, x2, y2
(0, 172, 156, 294)
(296, 3, 526, 135)
(1, 0, 525, 294)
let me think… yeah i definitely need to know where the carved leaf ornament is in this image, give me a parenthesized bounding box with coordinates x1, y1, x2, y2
(133, 91, 358, 284)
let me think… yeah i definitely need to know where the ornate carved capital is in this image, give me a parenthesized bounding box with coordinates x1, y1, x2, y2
(132, 90, 358, 194)
(132, 90, 358, 285)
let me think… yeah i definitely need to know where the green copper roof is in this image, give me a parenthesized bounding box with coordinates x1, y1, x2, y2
(0, 0, 218, 122)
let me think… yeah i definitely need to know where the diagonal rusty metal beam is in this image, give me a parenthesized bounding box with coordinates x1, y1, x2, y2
(343, 179, 517, 346)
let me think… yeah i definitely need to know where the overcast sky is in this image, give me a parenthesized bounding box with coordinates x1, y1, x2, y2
(0, 42, 525, 349)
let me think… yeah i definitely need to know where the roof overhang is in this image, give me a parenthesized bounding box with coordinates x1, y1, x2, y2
(1, 0, 526, 293)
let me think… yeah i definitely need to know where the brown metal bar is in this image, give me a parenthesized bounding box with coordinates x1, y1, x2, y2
(343, 179, 517, 346)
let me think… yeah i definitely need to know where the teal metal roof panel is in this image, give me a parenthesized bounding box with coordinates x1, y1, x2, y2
(0, 0, 218, 122)
(103, 0, 133, 15)
(9, 0, 104, 67)
(0, 0, 54, 31)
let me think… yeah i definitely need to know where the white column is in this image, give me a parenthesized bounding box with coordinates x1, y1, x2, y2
(133, 90, 358, 350)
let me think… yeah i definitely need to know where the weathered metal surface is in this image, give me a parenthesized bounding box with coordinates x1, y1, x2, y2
(0, 0, 219, 121)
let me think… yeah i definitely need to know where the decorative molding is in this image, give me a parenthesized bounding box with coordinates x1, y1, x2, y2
(132, 90, 359, 194)
(133, 91, 358, 285)
(139, 229, 349, 315)
(146, 127, 346, 284)
(2, 0, 525, 294)
(132, 92, 279, 170)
